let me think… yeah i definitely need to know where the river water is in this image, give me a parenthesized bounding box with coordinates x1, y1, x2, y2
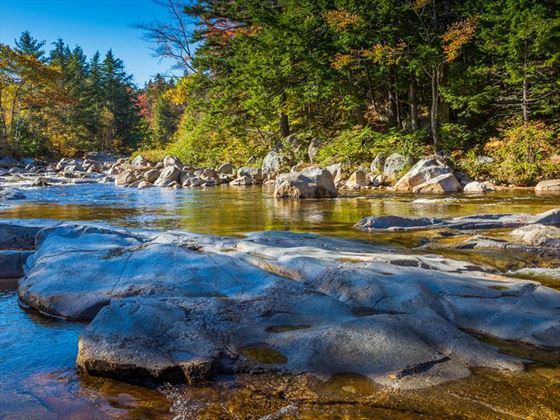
(1, 184, 559, 418)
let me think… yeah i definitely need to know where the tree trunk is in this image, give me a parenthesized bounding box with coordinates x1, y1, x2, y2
(394, 69, 401, 129)
(522, 38, 529, 123)
(430, 67, 440, 150)
(279, 92, 290, 137)
(409, 79, 418, 131)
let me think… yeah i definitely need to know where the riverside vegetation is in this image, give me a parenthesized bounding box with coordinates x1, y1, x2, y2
(1, 0, 560, 186)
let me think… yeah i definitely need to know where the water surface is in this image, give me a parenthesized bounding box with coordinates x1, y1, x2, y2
(1, 184, 558, 418)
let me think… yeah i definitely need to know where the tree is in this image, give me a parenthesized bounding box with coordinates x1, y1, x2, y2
(14, 31, 46, 61)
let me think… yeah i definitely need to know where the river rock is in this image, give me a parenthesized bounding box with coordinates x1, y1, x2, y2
(511, 224, 560, 248)
(131, 156, 147, 166)
(355, 208, 560, 232)
(163, 156, 182, 168)
(143, 169, 161, 183)
(262, 149, 286, 175)
(154, 166, 182, 187)
(217, 163, 233, 175)
(343, 169, 369, 190)
(0, 188, 26, 200)
(412, 173, 462, 194)
(15, 223, 560, 389)
(394, 158, 452, 191)
(383, 153, 414, 182)
(274, 167, 338, 199)
(0, 156, 19, 168)
(114, 170, 137, 186)
(463, 181, 495, 193)
(370, 155, 385, 174)
(535, 179, 560, 194)
(308, 138, 321, 163)
(137, 181, 153, 189)
(0, 250, 34, 278)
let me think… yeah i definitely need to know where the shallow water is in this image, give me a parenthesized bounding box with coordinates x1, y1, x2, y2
(0, 183, 559, 418)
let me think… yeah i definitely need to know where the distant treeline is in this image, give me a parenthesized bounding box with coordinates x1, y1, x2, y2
(0, 31, 181, 157)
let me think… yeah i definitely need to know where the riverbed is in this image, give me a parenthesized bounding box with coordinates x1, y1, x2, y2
(1, 183, 559, 418)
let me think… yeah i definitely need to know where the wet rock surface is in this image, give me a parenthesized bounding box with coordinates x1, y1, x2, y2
(12, 220, 559, 389)
(356, 207, 560, 231)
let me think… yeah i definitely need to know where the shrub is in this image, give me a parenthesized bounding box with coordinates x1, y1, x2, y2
(316, 126, 428, 166)
(461, 121, 559, 185)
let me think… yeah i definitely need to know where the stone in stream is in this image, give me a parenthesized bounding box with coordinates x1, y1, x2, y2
(511, 224, 560, 248)
(0, 188, 26, 200)
(342, 169, 369, 190)
(463, 181, 495, 193)
(0, 250, 34, 278)
(0, 156, 20, 169)
(13, 221, 560, 389)
(535, 179, 560, 194)
(143, 169, 161, 183)
(274, 167, 338, 199)
(355, 207, 560, 232)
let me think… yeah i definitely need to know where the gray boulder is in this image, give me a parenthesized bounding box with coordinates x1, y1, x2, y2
(217, 163, 233, 175)
(412, 173, 462, 194)
(0, 156, 19, 169)
(163, 155, 182, 168)
(114, 170, 137, 186)
(463, 181, 495, 194)
(343, 169, 369, 190)
(143, 169, 161, 183)
(274, 167, 338, 199)
(394, 158, 452, 191)
(154, 166, 182, 187)
(356, 207, 560, 232)
(511, 224, 560, 248)
(535, 179, 560, 194)
(383, 153, 414, 182)
(370, 155, 385, 174)
(15, 223, 560, 389)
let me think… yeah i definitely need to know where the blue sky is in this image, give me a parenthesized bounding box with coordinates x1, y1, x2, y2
(0, 0, 183, 85)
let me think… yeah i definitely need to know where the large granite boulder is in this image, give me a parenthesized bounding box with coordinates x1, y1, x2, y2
(131, 155, 147, 166)
(217, 163, 233, 175)
(262, 149, 286, 175)
(274, 167, 338, 199)
(394, 158, 452, 191)
(14, 223, 559, 389)
(535, 179, 560, 194)
(143, 169, 161, 183)
(412, 173, 462, 194)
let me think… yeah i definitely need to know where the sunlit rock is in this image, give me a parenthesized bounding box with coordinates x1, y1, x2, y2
(15, 223, 559, 389)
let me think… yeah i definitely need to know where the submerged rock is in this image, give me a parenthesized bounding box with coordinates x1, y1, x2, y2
(355, 208, 560, 232)
(15, 222, 560, 389)
(0, 188, 26, 200)
(511, 224, 560, 248)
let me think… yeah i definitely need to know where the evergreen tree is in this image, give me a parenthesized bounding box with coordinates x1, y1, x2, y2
(14, 31, 46, 61)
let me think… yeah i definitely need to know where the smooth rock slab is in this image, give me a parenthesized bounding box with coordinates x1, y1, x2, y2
(355, 208, 560, 231)
(15, 222, 560, 389)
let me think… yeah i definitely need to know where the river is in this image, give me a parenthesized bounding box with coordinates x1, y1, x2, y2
(1, 184, 558, 418)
